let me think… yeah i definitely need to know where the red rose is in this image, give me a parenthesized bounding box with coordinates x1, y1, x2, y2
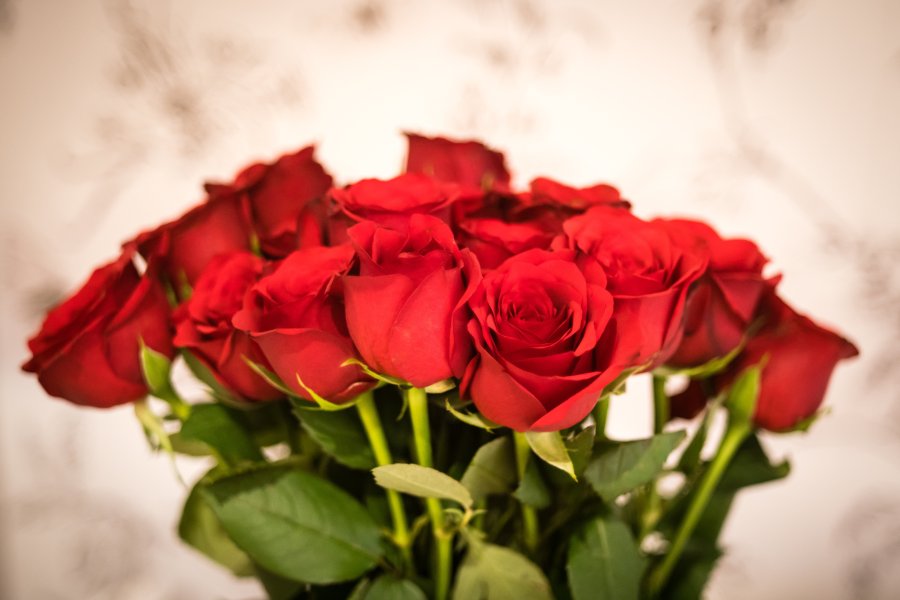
(404, 132, 511, 194)
(508, 177, 631, 235)
(462, 248, 623, 432)
(669, 293, 859, 431)
(456, 217, 554, 270)
(23, 250, 174, 408)
(206, 145, 333, 257)
(135, 189, 253, 291)
(173, 252, 281, 402)
(328, 174, 458, 244)
(732, 292, 859, 431)
(342, 214, 479, 387)
(233, 245, 374, 403)
(557, 206, 708, 368)
(664, 220, 776, 367)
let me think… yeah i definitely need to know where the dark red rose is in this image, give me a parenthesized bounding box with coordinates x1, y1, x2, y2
(557, 206, 708, 368)
(342, 214, 479, 387)
(23, 250, 174, 408)
(731, 292, 859, 431)
(664, 220, 776, 367)
(456, 217, 554, 270)
(668, 378, 711, 421)
(173, 252, 281, 402)
(328, 174, 458, 244)
(134, 189, 253, 291)
(205, 145, 333, 257)
(404, 132, 511, 194)
(233, 245, 374, 403)
(462, 248, 624, 432)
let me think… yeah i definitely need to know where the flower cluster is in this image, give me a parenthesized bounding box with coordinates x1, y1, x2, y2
(25, 134, 856, 433)
(22, 134, 860, 600)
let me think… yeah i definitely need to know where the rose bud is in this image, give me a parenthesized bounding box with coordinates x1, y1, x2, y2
(730, 292, 859, 432)
(173, 252, 281, 402)
(233, 245, 374, 403)
(663, 220, 777, 368)
(404, 132, 511, 194)
(327, 174, 458, 244)
(205, 145, 333, 258)
(342, 214, 480, 387)
(462, 248, 624, 432)
(556, 206, 708, 368)
(134, 188, 253, 291)
(23, 250, 174, 408)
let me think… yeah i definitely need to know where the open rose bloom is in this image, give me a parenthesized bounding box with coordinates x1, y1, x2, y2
(23, 134, 858, 600)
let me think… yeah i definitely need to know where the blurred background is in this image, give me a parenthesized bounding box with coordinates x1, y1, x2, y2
(1, 0, 898, 598)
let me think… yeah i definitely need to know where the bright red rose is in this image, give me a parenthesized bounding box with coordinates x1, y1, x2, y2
(557, 206, 708, 368)
(508, 177, 631, 235)
(233, 245, 374, 403)
(342, 214, 479, 387)
(23, 250, 174, 408)
(205, 145, 333, 257)
(462, 248, 624, 432)
(404, 132, 511, 194)
(663, 220, 776, 367)
(732, 292, 859, 431)
(328, 174, 458, 244)
(173, 252, 281, 402)
(134, 189, 253, 291)
(456, 217, 554, 270)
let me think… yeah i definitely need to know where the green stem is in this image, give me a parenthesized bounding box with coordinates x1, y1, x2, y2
(512, 431, 539, 553)
(592, 397, 610, 440)
(406, 387, 451, 600)
(356, 391, 412, 571)
(652, 374, 668, 434)
(647, 420, 751, 597)
(640, 376, 669, 539)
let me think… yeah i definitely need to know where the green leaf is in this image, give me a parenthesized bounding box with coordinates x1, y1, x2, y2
(445, 400, 498, 431)
(525, 431, 576, 480)
(178, 478, 254, 576)
(460, 437, 516, 502)
(255, 567, 305, 600)
(453, 542, 553, 600)
(139, 341, 176, 401)
(584, 431, 685, 502)
(513, 459, 551, 509)
(566, 426, 596, 477)
(365, 574, 428, 600)
(202, 465, 383, 584)
(179, 403, 264, 468)
(567, 514, 645, 600)
(655, 342, 744, 379)
(726, 365, 761, 425)
(296, 374, 358, 411)
(373, 464, 473, 509)
(294, 405, 376, 470)
(718, 434, 790, 492)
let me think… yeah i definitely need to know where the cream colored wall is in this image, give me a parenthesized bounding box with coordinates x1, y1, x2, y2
(1, 1, 898, 598)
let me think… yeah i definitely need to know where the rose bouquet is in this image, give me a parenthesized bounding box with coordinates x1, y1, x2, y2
(23, 134, 857, 600)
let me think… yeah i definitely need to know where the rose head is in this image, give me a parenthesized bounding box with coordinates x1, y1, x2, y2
(173, 252, 281, 402)
(462, 248, 623, 432)
(558, 206, 708, 368)
(233, 244, 374, 404)
(664, 219, 776, 368)
(328, 174, 458, 244)
(207, 145, 333, 257)
(733, 292, 859, 431)
(342, 214, 479, 388)
(456, 217, 555, 270)
(135, 188, 253, 291)
(404, 132, 511, 194)
(23, 250, 174, 408)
